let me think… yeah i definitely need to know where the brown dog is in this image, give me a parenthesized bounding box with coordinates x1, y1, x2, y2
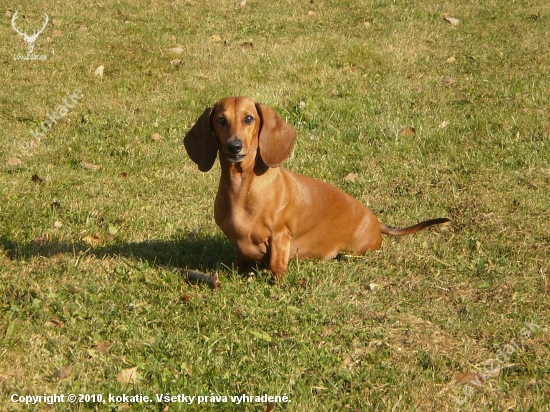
(184, 96, 449, 279)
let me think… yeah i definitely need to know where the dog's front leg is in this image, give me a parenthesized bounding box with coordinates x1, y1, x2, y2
(268, 230, 291, 280)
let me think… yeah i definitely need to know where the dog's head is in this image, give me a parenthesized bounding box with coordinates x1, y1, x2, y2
(184, 96, 297, 172)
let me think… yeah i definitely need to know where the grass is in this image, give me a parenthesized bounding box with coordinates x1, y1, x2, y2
(1, 0, 549, 410)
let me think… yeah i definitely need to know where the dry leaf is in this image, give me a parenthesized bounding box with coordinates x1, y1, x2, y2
(439, 121, 449, 129)
(6, 10, 13, 18)
(342, 356, 353, 367)
(182, 293, 192, 303)
(94, 342, 113, 353)
(240, 41, 254, 49)
(82, 234, 102, 246)
(398, 127, 416, 137)
(442, 76, 456, 85)
(456, 372, 485, 386)
(94, 65, 104, 77)
(170, 59, 182, 66)
(150, 133, 162, 141)
(8, 157, 21, 167)
(81, 161, 101, 171)
(444, 17, 460, 26)
(51, 29, 63, 37)
(367, 282, 379, 291)
(45, 318, 65, 328)
(53, 366, 72, 379)
(53, 221, 63, 229)
(117, 366, 141, 384)
(308, 10, 317, 17)
(344, 172, 357, 182)
(169, 47, 184, 54)
(32, 235, 48, 245)
(364, 21, 371, 27)
(31, 173, 44, 183)
(447, 55, 456, 63)
(118, 172, 128, 178)
(209, 34, 222, 42)
(238, 0, 247, 6)
(321, 327, 333, 338)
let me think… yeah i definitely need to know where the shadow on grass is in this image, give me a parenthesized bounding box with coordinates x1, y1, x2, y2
(0, 233, 236, 273)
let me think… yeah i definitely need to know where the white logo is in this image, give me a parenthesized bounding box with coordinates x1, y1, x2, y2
(11, 11, 48, 59)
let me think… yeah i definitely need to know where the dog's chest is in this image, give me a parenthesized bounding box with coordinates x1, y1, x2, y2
(214, 195, 270, 257)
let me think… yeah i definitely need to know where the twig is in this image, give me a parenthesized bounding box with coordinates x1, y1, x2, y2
(171, 267, 221, 290)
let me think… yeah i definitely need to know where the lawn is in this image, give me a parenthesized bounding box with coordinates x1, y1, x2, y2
(1, 0, 549, 411)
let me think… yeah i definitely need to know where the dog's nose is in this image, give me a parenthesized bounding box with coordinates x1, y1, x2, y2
(226, 139, 243, 155)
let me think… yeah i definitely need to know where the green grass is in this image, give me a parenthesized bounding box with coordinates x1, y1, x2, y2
(1, 0, 550, 410)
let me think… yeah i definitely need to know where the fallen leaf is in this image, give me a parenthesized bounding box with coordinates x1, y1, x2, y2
(118, 172, 128, 178)
(169, 47, 184, 54)
(53, 221, 63, 229)
(31, 173, 44, 183)
(6, 10, 13, 18)
(52, 366, 72, 379)
(344, 172, 357, 182)
(238, 0, 247, 6)
(82, 234, 102, 246)
(444, 17, 460, 26)
(51, 29, 63, 37)
(367, 282, 379, 291)
(94, 342, 113, 353)
(342, 356, 353, 367)
(439, 121, 449, 129)
(240, 41, 254, 49)
(32, 235, 48, 245)
(81, 161, 101, 171)
(248, 330, 272, 342)
(7, 157, 21, 167)
(150, 133, 162, 141)
(321, 327, 333, 338)
(447, 55, 456, 63)
(398, 127, 416, 137)
(456, 372, 485, 386)
(442, 76, 455, 84)
(182, 294, 192, 303)
(209, 34, 222, 42)
(308, 10, 317, 17)
(94, 65, 104, 77)
(108, 224, 118, 235)
(170, 59, 181, 66)
(116, 366, 141, 384)
(364, 21, 371, 27)
(45, 318, 65, 328)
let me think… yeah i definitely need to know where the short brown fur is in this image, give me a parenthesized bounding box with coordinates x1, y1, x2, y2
(184, 96, 449, 279)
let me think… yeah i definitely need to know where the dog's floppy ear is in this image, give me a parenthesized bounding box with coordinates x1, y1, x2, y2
(255, 103, 297, 168)
(183, 107, 218, 172)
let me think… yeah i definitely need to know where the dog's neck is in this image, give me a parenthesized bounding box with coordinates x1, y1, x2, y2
(218, 155, 269, 200)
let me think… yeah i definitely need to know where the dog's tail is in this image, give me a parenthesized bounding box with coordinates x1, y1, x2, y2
(380, 218, 450, 236)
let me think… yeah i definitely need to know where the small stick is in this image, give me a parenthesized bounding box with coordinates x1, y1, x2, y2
(172, 267, 221, 290)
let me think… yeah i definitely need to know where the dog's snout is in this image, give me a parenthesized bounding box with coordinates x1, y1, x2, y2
(226, 139, 243, 155)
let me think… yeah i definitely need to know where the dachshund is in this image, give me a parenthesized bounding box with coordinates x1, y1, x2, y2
(184, 96, 449, 279)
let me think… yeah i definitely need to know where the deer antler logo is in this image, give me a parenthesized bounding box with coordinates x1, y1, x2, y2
(11, 11, 49, 55)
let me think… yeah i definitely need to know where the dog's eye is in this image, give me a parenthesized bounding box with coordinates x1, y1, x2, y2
(244, 115, 254, 124)
(217, 117, 227, 126)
